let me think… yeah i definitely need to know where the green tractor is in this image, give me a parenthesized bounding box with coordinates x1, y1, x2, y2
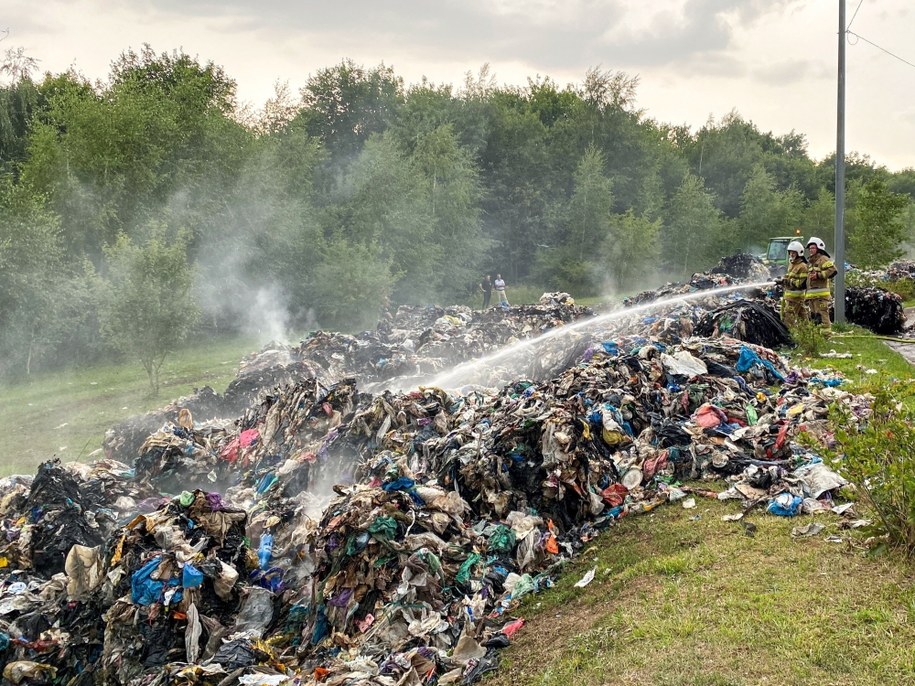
(758, 234, 802, 277)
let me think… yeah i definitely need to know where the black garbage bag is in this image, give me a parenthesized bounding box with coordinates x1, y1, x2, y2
(25, 461, 106, 576)
(207, 638, 270, 671)
(463, 649, 501, 684)
(695, 299, 792, 349)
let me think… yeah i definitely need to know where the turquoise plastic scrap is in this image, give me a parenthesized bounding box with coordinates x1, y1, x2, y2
(367, 515, 398, 541)
(735, 345, 785, 382)
(510, 573, 535, 600)
(456, 553, 481, 585)
(488, 525, 517, 554)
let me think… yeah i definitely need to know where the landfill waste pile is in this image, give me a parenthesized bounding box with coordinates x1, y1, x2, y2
(614, 270, 781, 350)
(887, 259, 915, 281)
(0, 459, 155, 577)
(842, 286, 905, 335)
(104, 298, 594, 463)
(709, 252, 772, 281)
(695, 299, 792, 349)
(0, 272, 872, 685)
(623, 272, 751, 308)
(102, 348, 333, 467)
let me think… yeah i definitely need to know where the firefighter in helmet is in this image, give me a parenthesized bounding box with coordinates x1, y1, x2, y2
(805, 236, 837, 333)
(780, 240, 808, 327)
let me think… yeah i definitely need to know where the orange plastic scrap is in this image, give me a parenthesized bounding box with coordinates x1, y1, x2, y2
(544, 519, 559, 555)
(313, 667, 330, 682)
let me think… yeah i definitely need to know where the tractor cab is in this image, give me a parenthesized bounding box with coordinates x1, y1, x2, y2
(759, 232, 802, 277)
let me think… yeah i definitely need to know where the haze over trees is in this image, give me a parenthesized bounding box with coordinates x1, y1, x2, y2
(2, 45, 915, 383)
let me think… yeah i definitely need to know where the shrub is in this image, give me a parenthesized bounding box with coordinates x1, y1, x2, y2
(789, 320, 828, 357)
(885, 277, 915, 302)
(829, 384, 915, 554)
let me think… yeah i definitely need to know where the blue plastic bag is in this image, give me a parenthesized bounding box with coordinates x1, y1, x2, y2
(131, 557, 182, 605)
(258, 533, 274, 570)
(182, 563, 204, 589)
(767, 492, 803, 516)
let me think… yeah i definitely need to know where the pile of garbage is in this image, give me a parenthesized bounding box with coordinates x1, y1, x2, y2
(105, 297, 594, 463)
(709, 252, 772, 281)
(843, 286, 906, 335)
(887, 259, 915, 281)
(623, 273, 747, 308)
(625, 256, 908, 337)
(1, 303, 869, 685)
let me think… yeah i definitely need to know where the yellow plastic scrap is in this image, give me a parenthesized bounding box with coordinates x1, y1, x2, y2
(787, 403, 805, 418)
(3, 662, 57, 685)
(602, 428, 626, 445)
(110, 533, 127, 567)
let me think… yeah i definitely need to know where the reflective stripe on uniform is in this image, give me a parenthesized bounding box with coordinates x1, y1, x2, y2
(783, 291, 806, 299)
(806, 288, 830, 298)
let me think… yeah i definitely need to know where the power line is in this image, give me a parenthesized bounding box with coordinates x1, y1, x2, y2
(847, 0, 864, 30)
(847, 30, 915, 71)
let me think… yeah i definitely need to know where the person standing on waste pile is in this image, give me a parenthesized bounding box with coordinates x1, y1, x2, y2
(779, 240, 808, 327)
(479, 274, 492, 309)
(806, 236, 837, 334)
(494, 274, 510, 307)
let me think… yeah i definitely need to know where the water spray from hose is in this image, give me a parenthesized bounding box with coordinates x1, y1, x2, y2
(421, 280, 775, 390)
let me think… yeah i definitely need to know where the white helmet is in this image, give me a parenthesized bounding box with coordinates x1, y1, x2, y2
(807, 236, 826, 251)
(787, 240, 804, 255)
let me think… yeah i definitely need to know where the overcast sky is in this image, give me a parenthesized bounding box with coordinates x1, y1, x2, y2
(5, 0, 914, 169)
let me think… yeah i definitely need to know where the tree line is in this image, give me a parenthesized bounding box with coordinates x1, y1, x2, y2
(1, 46, 914, 387)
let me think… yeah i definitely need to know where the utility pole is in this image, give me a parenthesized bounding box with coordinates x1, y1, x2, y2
(835, 0, 847, 323)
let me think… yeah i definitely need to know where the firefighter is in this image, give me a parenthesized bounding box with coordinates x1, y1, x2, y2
(780, 240, 808, 327)
(805, 236, 837, 334)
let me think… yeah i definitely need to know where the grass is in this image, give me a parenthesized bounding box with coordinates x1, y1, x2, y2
(487, 502, 915, 686)
(0, 335, 259, 476)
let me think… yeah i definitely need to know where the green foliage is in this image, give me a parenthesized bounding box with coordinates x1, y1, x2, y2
(662, 173, 722, 277)
(566, 146, 614, 261)
(21, 50, 247, 257)
(887, 278, 915, 302)
(300, 60, 404, 160)
(409, 124, 488, 300)
(829, 384, 915, 554)
(0, 178, 66, 377)
(734, 163, 804, 252)
(789, 320, 828, 357)
(0, 49, 43, 174)
(100, 227, 199, 394)
(800, 187, 835, 238)
(849, 178, 908, 268)
(602, 209, 660, 290)
(309, 238, 394, 330)
(532, 244, 598, 295)
(4, 50, 915, 379)
(331, 134, 435, 302)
